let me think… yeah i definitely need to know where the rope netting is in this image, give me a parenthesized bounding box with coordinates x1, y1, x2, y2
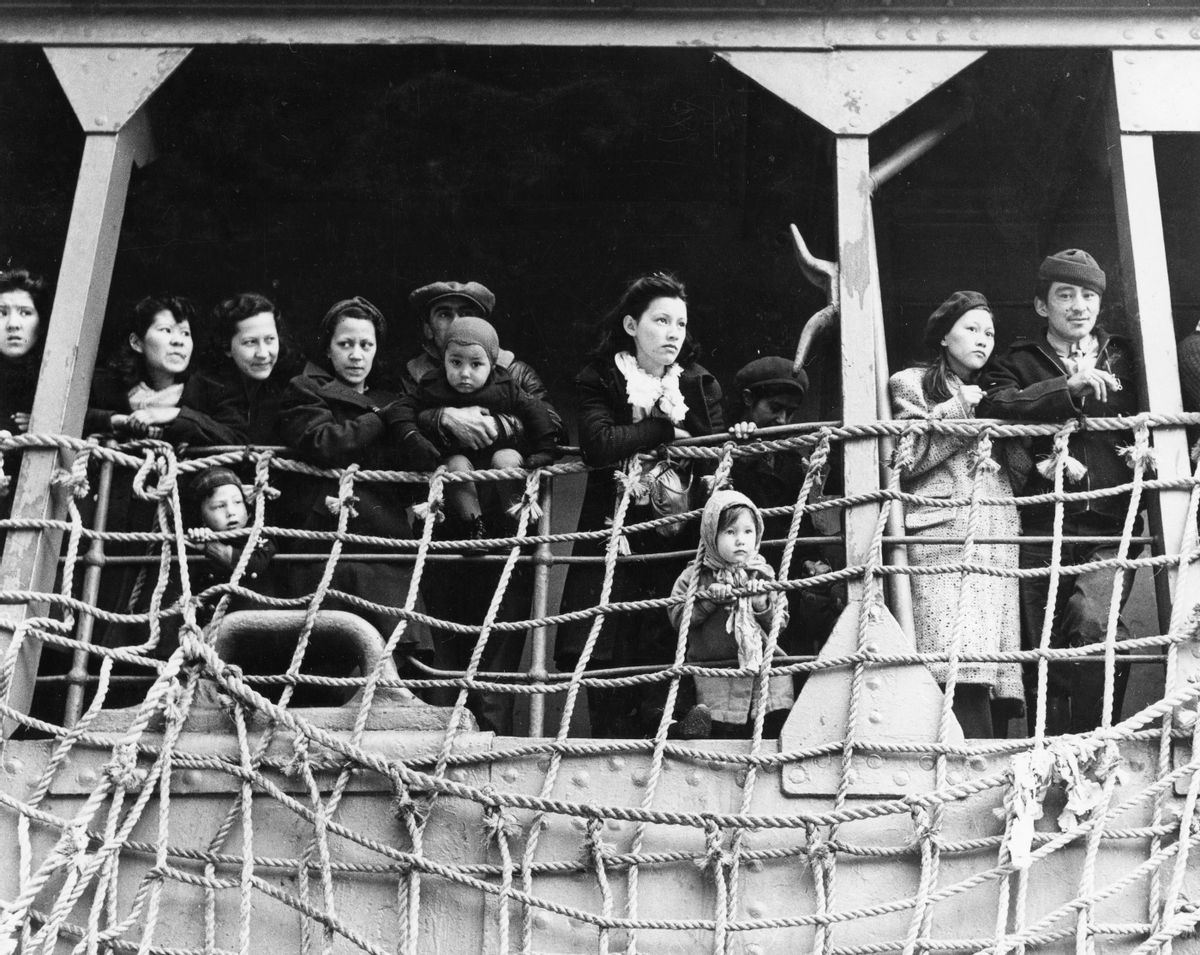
(0, 414, 1196, 954)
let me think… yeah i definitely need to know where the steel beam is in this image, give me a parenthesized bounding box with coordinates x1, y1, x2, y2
(0, 48, 188, 728)
(2, 9, 1200, 51)
(1105, 51, 1200, 699)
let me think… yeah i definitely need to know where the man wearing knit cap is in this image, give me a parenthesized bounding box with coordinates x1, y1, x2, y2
(402, 280, 562, 450)
(980, 248, 1141, 735)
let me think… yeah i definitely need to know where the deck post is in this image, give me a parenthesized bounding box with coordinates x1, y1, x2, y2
(0, 48, 188, 728)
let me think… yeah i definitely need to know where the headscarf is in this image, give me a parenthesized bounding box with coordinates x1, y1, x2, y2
(699, 489, 773, 669)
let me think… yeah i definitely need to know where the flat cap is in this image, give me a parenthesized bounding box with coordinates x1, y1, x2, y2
(408, 281, 496, 318)
(734, 356, 808, 398)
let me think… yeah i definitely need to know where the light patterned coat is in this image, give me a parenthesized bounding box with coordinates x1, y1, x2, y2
(888, 366, 1023, 705)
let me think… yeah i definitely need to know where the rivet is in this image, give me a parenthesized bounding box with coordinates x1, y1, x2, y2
(868, 710, 882, 724)
(533, 914, 549, 929)
(865, 643, 879, 655)
(607, 756, 625, 771)
(865, 677, 881, 691)
(686, 771, 701, 787)
(77, 769, 98, 787)
(735, 770, 748, 787)
(450, 769, 467, 783)
(1191, 28, 1200, 39)
(919, 756, 935, 771)
(847, 117, 860, 129)
(4, 758, 22, 775)
(948, 771, 964, 785)
(747, 904, 763, 918)
(907, 29, 919, 40)
(846, 61, 857, 72)
(789, 766, 808, 783)
(572, 817, 587, 832)
(876, 30, 888, 40)
(1156, 27, 1167, 39)
(969, 31, 980, 41)
(866, 755, 883, 769)
(893, 771, 910, 786)
(501, 767, 519, 784)
(748, 859, 763, 873)
(880, 14, 890, 22)
(606, 819, 621, 831)
(747, 946, 764, 955)
(1123, 28, 1135, 40)
(632, 771, 648, 788)
(537, 758, 551, 771)
(94, 116, 108, 127)
(968, 756, 987, 772)
(572, 771, 590, 788)
(937, 30, 948, 41)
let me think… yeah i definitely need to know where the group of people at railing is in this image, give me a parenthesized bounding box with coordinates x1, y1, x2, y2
(0, 247, 1160, 739)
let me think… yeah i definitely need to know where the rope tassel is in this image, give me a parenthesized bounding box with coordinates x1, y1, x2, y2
(1036, 424, 1087, 483)
(1118, 422, 1156, 474)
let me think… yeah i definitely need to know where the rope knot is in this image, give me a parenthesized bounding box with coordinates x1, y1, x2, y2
(1035, 423, 1087, 483)
(889, 432, 918, 473)
(1118, 422, 1156, 474)
(251, 449, 280, 501)
(969, 431, 1001, 476)
(701, 444, 736, 495)
(105, 743, 146, 793)
(480, 788, 519, 844)
(412, 467, 446, 526)
(506, 470, 543, 522)
(693, 821, 730, 874)
(324, 494, 358, 518)
(131, 445, 178, 501)
(389, 784, 431, 823)
(580, 816, 616, 871)
(284, 734, 311, 778)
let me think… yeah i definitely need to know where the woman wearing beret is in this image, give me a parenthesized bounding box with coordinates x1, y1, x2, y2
(279, 296, 440, 664)
(888, 291, 1023, 737)
(556, 272, 725, 738)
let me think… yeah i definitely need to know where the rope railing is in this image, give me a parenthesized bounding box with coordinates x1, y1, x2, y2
(0, 412, 1196, 954)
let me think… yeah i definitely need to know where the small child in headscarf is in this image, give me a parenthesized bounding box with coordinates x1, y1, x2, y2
(399, 315, 559, 538)
(667, 489, 793, 739)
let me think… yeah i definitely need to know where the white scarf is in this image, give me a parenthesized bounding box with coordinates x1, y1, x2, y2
(127, 381, 184, 411)
(614, 351, 688, 424)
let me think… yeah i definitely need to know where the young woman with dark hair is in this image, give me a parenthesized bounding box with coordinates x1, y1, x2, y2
(555, 272, 725, 737)
(888, 290, 1023, 738)
(278, 296, 440, 666)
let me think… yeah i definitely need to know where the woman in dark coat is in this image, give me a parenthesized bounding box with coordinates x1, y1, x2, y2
(556, 272, 725, 737)
(0, 268, 49, 520)
(278, 296, 440, 665)
(179, 292, 300, 447)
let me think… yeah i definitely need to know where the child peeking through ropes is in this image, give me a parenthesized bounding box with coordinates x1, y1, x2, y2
(668, 489, 792, 739)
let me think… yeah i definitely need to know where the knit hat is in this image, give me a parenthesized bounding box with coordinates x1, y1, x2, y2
(734, 356, 808, 399)
(923, 290, 992, 349)
(1038, 249, 1106, 296)
(408, 281, 496, 318)
(187, 467, 244, 522)
(444, 316, 500, 364)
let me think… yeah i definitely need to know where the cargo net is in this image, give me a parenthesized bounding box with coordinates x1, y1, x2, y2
(0, 413, 1198, 955)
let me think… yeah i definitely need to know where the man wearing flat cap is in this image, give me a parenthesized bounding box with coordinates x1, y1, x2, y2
(401, 279, 560, 734)
(980, 249, 1141, 735)
(402, 280, 562, 448)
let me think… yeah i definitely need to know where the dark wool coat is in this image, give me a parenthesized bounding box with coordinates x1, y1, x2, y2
(0, 353, 39, 521)
(278, 361, 435, 651)
(555, 358, 725, 667)
(179, 357, 301, 447)
(979, 327, 1140, 529)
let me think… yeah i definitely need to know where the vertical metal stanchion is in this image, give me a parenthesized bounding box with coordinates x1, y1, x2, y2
(63, 449, 115, 726)
(527, 475, 552, 737)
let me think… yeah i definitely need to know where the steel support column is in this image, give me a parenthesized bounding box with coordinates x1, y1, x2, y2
(1106, 51, 1200, 695)
(0, 48, 188, 727)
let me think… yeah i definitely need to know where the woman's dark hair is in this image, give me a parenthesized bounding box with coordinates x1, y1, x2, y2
(116, 294, 198, 387)
(919, 323, 992, 403)
(0, 268, 50, 318)
(590, 272, 697, 365)
(717, 502, 758, 536)
(313, 296, 387, 360)
(209, 291, 295, 371)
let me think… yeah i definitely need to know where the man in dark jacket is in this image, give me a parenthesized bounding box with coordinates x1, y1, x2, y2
(400, 280, 559, 734)
(980, 249, 1141, 735)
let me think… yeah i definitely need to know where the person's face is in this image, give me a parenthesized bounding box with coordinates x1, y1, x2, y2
(941, 308, 995, 379)
(745, 391, 803, 428)
(623, 296, 687, 372)
(0, 290, 41, 361)
(715, 509, 759, 566)
(200, 483, 248, 532)
(424, 296, 482, 353)
(1036, 282, 1100, 343)
(131, 310, 193, 381)
(444, 341, 493, 394)
(327, 317, 377, 391)
(227, 311, 280, 381)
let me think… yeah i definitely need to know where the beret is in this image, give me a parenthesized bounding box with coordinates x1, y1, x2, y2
(408, 281, 496, 318)
(734, 356, 808, 398)
(1038, 248, 1106, 296)
(189, 466, 243, 503)
(924, 290, 991, 349)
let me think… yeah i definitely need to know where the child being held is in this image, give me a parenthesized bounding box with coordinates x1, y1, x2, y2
(186, 466, 276, 614)
(402, 316, 558, 538)
(667, 489, 793, 739)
